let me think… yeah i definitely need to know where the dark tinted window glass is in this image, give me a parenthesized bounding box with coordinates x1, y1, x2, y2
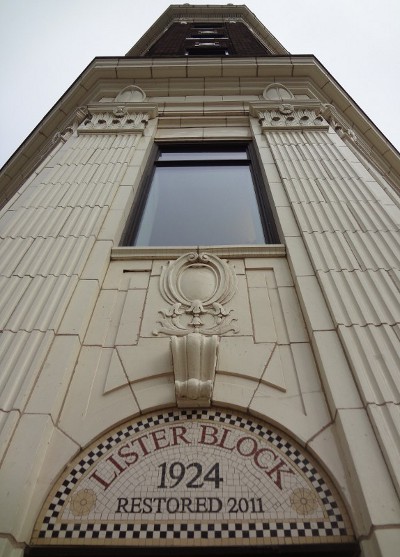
(135, 165, 265, 246)
(133, 146, 267, 247)
(158, 150, 248, 161)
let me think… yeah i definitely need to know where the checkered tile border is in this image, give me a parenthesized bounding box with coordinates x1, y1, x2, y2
(35, 410, 351, 543)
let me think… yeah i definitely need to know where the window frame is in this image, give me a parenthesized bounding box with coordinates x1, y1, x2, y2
(121, 142, 279, 247)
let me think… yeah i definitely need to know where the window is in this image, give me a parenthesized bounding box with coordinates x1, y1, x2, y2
(123, 143, 278, 247)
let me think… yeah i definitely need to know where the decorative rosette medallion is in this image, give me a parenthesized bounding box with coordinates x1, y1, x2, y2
(154, 252, 238, 337)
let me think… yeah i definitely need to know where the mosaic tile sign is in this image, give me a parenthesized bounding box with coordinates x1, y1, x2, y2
(32, 410, 354, 546)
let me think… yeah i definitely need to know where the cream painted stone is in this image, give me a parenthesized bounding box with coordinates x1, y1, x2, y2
(212, 373, 257, 410)
(155, 128, 203, 140)
(132, 375, 175, 412)
(302, 391, 332, 425)
(25, 335, 81, 420)
(81, 240, 112, 283)
(318, 269, 400, 326)
(246, 269, 270, 288)
(84, 289, 123, 347)
(312, 330, 363, 413)
(140, 275, 171, 337)
(260, 344, 286, 391)
(115, 288, 146, 345)
(290, 342, 322, 393)
(60, 206, 109, 238)
(360, 528, 400, 557)
(304, 230, 360, 271)
(0, 410, 19, 462)
(0, 237, 33, 277)
(295, 275, 335, 332)
(336, 408, 400, 534)
(228, 258, 245, 275)
(367, 403, 400, 496)
(266, 286, 290, 345)
(5, 275, 78, 333)
(271, 258, 295, 287)
(127, 271, 150, 289)
(338, 324, 400, 405)
(103, 349, 129, 393)
(0, 330, 54, 412)
(217, 336, 274, 380)
(285, 236, 315, 276)
(243, 259, 291, 285)
(267, 181, 291, 207)
(25, 427, 79, 541)
(97, 208, 128, 243)
(151, 260, 172, 277)
(117, 337, 172, 383)
(0, 539, 23, 557)
(263, 344, 307, 395)
(275, 206, 301, 237)
(13, 236, 95, 279)
(103, 259, 152, 290)
(58, 279, 99, 342)
(203, 127, 251, 139)
(278, 286, 309, 342)
(291, 200, 359, 234)
(344, 230, 400, 271)
(248, 285, 277, 343)
(0, 414, 53, 541)
(306, 424, 356, 524)
(262, 162, 282, 183)
(58, 347, 139, 446)
(250, 386, 326, 444)
(284, 177, 326, 204)
(109, 186, 136, 214)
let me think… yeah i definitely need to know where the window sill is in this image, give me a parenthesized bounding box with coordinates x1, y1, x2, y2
(111, 244, 286, 260)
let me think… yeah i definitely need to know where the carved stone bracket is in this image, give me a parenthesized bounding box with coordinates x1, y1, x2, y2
(153, 252, 238, 337)
(51, 106, 90, 144)
(249, 101, 329, 131)
(77, 103, 158, 134)
(171, 333, 218, 407)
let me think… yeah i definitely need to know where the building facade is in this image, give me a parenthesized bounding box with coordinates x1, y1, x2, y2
(0, 5, 400, 556)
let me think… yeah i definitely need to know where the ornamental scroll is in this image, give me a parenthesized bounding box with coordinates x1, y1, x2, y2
(153, 252, 238, 407)
(31, 410, 355, 548)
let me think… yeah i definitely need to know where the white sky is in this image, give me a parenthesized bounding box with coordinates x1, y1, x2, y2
(1, 0, 399, 168)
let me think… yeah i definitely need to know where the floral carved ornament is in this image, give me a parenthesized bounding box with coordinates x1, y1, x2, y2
(153, 252, 238, 407)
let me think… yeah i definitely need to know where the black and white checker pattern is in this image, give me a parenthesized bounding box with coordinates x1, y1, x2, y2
(34, 409, 351, 543)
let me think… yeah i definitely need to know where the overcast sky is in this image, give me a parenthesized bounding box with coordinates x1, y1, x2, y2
(1, 0, 399, 168)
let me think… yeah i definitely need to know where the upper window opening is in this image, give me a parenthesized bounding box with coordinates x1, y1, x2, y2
(123, 144, 278, 247)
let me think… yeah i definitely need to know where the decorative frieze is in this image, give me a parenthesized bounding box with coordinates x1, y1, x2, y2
(255, 103, 329, 131)
(78, 107, 148, 134)
(154, 252, 238, 336)
(77, 103, 158, 135)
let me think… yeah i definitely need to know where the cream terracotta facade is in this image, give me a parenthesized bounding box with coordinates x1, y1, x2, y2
(0, 5, 400, 556)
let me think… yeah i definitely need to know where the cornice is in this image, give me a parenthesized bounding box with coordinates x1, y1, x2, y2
(1, 55, 399, 206)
